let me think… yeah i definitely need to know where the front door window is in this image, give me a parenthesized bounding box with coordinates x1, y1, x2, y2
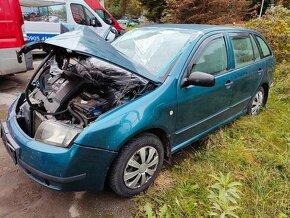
(70, 4, 101, 27)
(96, 9, 114, 25)
(191, 37, 228, 75)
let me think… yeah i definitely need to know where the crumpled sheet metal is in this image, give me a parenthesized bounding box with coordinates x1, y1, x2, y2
(45, 25, 160, 84)
(75, 57, 146, 105)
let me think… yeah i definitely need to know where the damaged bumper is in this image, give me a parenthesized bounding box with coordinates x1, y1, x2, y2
(1, 97, 117, 191)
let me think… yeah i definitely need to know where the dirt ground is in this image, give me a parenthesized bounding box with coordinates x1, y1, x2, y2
(0, 58, 132, 218)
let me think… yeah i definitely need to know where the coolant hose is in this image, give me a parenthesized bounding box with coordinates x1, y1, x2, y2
(67, 103, 85, 127)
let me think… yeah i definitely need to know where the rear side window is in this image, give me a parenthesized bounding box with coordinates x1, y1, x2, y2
(191, 37, 228, 75)
(230, 34, 254, 68)
(22, 4, 67, 23)
(250, 34, 261, 61)
(255, 36, 271, 57)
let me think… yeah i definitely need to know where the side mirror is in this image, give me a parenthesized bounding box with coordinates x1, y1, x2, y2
(90, 18, 101, 27)
(107, 18, 113, 25)
(90, 18, 97, 27)
(181, 72, 215, 88)
(110, 27, 118, 35)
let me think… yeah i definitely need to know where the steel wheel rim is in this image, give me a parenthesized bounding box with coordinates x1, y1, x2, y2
(251, 90, 263, 115)
(123, 146, 159, 189)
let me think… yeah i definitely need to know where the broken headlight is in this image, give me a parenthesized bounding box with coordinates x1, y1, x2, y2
(35, 121, 81, 148)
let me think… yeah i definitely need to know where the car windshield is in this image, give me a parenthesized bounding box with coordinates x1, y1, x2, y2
(112, 28, 200, 78)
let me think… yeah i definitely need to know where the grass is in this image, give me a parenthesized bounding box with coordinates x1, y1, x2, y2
(126, 25, 139, 32)
(133, 61, 290, 217)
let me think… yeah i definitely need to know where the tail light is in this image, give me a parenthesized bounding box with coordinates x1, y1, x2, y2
(22, 24, 28, 43)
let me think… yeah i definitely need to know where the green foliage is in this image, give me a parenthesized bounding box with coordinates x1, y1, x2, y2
(144, 203, 170, 218)
(163, 0, 252, 24)
(127, 0, 143, 17)
(106, 0, 142, 18)
(134, 62, 290, 217)
(138, 0, 167, 22)
(208, 172, 242, 217)
(245, 6, 290, 62)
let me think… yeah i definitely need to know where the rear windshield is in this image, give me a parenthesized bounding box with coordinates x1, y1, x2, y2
(112, 28, 200, 77)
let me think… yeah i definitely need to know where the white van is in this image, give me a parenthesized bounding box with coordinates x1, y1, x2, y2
(20, 0, 117, 42)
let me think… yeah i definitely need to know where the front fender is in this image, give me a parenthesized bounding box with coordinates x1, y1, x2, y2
(74, 77, 177, 151)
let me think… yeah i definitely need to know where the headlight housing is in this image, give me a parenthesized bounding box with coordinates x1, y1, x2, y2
(35, 121, 81, 148)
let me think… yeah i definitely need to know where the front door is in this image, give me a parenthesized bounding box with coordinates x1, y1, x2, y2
(173, 34, 234, 150)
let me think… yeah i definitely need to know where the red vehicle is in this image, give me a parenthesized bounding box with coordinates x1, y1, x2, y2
(0, 0, 32, 76)
(84, 0, 124, 34)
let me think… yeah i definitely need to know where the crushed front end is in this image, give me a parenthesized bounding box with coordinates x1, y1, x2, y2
(1, 36, 156, 191)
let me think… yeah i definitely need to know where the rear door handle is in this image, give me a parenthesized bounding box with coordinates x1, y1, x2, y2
(258, 68, 264, 75)
(225, 80, 233, 88)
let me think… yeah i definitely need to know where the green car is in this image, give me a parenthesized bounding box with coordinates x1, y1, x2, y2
(1, 24, 274, 197)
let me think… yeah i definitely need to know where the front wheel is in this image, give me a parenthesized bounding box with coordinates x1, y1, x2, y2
(247, 86, 265, 115)
(108, 133, 164, 197)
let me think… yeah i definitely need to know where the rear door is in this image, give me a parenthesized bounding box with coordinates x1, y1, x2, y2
(254, 34, 275, 84)
(226, 32, 265, 115)
(0, 0, 28, 75)
(0, 0, 25, 49)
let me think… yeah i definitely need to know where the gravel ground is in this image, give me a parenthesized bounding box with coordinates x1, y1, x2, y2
(0, 57, 132, 218)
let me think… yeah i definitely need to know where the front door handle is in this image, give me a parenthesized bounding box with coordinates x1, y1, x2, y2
(225, 80, 233, 88)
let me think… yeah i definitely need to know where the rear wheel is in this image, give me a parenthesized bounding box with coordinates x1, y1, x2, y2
(247, 86, 265, 115)
(108, 133, 164, 197)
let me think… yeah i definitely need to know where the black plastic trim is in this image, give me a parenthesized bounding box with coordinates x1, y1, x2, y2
(1, 121, 20, 164)
(19, 159, 86, 183)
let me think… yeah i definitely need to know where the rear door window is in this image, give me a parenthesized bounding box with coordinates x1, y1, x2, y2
(230, 33, 254, 68)
(255, 35, 271, 57)
(22, 4, 67, 23)
(191, 36, 228, 76)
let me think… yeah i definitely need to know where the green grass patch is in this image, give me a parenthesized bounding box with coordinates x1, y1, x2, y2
(134, 61, 290, 217)
(126, 25, 139, 32)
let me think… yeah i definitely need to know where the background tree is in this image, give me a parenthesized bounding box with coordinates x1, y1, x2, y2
(126, 0, 143, 17)
(106, 0, 122, 18)
(246, 6, 290, 62)
(138, 0, 167, 22)
(106, 0, 142, 18)
(164, 0, 252, 24)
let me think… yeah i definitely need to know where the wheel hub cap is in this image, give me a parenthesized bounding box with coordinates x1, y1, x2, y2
(139, 164, 148, 173)
(251, 90, 263, 115)
(123, 146, 159, 189)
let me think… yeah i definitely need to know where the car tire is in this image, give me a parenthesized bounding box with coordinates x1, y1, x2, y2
(108, 133, 164, 197)
(247, 86, 265, 115)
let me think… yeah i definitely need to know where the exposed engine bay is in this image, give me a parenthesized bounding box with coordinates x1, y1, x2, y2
(16, 47, 156, 138)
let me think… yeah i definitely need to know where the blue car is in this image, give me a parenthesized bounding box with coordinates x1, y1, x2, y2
(1, 24, 274, 197)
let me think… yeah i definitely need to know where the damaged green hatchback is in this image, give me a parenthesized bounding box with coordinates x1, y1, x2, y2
(1, 24, 274, 197)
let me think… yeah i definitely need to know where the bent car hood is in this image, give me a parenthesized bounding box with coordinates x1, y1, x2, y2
(45, 26, 161, 84)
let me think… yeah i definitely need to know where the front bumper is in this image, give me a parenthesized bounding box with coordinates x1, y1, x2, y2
(1, 99, 117, 191)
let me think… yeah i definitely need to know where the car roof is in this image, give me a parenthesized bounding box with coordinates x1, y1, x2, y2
(20, 0, 84, 7)
(143, 24, 257, 35)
